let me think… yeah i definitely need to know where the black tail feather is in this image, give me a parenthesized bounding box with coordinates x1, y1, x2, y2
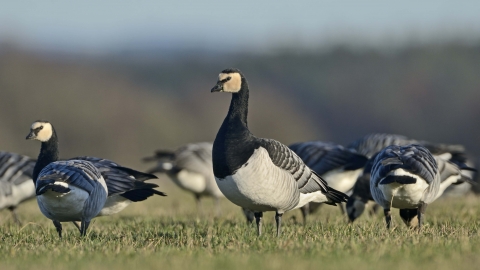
(379, 175, 417, 186)
(324, 186, 349, 205)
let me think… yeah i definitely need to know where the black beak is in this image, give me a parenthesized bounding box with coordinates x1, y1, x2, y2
(26, 131, 36, 140)
(211, 83, 223, 93)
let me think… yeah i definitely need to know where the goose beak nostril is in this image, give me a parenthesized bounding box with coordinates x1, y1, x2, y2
(211, 83, 223, 93)
(26, 131, 36, 140)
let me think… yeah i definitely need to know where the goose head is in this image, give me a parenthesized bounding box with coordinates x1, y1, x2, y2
(211, 68, 244, 93)
(26, 120, 53, 142)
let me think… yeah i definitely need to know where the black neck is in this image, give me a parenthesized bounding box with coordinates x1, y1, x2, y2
(225, 86, 249, 127)
(213, 80, 259, 178)
(33, 130, 59, 183)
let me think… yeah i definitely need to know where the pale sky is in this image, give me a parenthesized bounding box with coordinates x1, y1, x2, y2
(1, 0, 480, 53)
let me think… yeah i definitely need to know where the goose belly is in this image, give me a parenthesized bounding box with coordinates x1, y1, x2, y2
(98, 195, 132, 216)
(37, 183, 89, 221)
(378, 179, 429, 209)
(215, 147, 299, 213)
(170, 170, 207, 194)
(322, 168, 363, 193)
(0, 181, 35, 209)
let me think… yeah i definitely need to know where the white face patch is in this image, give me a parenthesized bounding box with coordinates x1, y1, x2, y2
(218, 72, 241, 93)
(31, 122, 53, 142)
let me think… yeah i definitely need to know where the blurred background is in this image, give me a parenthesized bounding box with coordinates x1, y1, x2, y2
(1, 0, 479, 171)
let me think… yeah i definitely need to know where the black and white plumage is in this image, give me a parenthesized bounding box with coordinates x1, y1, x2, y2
(346, 134, 474, 223)
(369, 144, 474, 229)
(289, 141, 368, 223)
(26, 120, 166, 237)
(0, 151, 36, 224)
(144, 142, 224, 210)
(27, 120, 107, 237)
(210, 68, 348, 236)
(74, 156, 166, 216)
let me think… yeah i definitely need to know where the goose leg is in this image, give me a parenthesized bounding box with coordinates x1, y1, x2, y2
(417, 202, 428, 230)
(80, 220, 90, 236)
(243, 208, 255, 224)
(195, 194, 203, 215)
(369, 204, 381, 217)
(300, 204, 309, 226)
(384, 208, 392, 229)
(71, 221, 81, 232)
(275, 212, 283, 237)
(53, 220, 62, 238)
(254, 212, 263, 236)
(8, 206, 21, 225)
(338, 203, 346, 216)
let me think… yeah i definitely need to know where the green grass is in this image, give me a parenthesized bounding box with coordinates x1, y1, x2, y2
(1, 183, 479, 270)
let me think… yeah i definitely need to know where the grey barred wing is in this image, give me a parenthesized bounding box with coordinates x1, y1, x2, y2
(0, 151, 35, 186)
(259, 139, 329, 194)
(371, 144, 438, 186)
(38, 160, 103, 195)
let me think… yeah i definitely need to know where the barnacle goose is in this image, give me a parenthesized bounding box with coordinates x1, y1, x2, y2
(27, 120, 108, 237)
(27, 121, 166, 237)
(210, 68, 348, 236)
(144, 143, 223, 211)
(289, 141, 368, 223)
(346, 134, 474, 223)
(370, 144, 475, 229)
(0, 151, 36, 224)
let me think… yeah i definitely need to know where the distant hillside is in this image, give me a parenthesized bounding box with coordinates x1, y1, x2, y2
(0, 49, 322, 169)
(96, 44, 480, 155)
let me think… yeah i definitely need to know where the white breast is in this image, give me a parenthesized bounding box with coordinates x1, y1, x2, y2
(0, 181, 35, 209)
(215, 147, 299, 213)
(37, 182, 89, 222)
(377, 169, 432, 209)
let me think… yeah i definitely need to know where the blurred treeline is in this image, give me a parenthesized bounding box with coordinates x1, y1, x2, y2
(1, 43, 479, 169)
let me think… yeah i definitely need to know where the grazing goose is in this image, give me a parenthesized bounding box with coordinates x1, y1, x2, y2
(370, 144, 474, 229)
(26, 120, 108, 237)
(0, 151, 36, 224)
(289, 141, 368, 223)
(210, 68, 348, 236)
(346, 153, 381, 223)
(143, 142, 223, 211)
(346, 134, 473, 223)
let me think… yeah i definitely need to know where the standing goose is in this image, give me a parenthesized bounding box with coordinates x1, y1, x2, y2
(143, 142, 223, 212)
(370, 144, 475, 229)
(289, 141, 368, 223)
(0, 151, 36, 224)
(26, 120, 108, 237)
(210, 68, 348, 236)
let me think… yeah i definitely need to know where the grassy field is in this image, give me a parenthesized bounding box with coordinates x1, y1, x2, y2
(1, 180, 479, 270)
